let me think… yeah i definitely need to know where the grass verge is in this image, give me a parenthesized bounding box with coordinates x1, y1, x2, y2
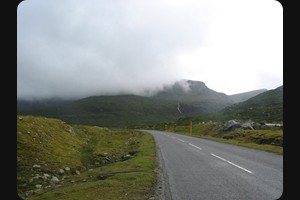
(17, 115, 157, 200)
(162, 123, 283, 155)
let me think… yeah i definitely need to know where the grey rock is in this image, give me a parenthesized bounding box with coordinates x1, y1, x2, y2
(224, 120, 241, 131)
(253, 123, 262, 129)
(241, 122, 254, 130)
(59, 169, 64, 174)
(50, 176, 59, 183)
(35, 184, 42, 189)
(75, 170, 80, 175)
(33, 164, 41, 168)
(65, 167, 70, 171)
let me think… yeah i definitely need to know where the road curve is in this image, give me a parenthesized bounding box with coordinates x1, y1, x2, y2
(144, 130, 283, 200)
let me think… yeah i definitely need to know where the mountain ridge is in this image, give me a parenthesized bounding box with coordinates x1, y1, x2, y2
(17, 79, 281, 127)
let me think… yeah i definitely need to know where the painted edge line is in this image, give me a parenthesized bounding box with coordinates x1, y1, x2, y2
(188, 143, 202, 150)
(210, 153, 253, 174)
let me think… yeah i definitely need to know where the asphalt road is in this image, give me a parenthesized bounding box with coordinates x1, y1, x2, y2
(144, 130, 283, 200)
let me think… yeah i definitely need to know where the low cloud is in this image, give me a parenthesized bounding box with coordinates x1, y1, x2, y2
(17, 0, 282, 100)
(17, 0, 211, 100)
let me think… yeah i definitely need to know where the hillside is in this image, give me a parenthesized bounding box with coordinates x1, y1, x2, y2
(18, 95, 182, 128)
(229, 89, 267, 103)
(220, 85, 283, 122)
(17, 115, 157, 199)
(154, 80, 234, 115)
(17, 80, 273, 128)
(176, 85, 283, 124)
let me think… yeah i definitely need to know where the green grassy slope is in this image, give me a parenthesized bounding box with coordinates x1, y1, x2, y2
(18, 95, 182, 128)
(59, 95, 182, 127)
(17, 115, 157, 200)
(219, 85, 283, 122)
(17, 80, 242, 128)
(176, 85, 283, 123)
(229, 89, 267, 103)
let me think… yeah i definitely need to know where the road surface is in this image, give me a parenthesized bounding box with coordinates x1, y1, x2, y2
(144, 130, 283, 200)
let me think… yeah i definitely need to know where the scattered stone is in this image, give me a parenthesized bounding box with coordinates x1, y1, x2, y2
(42, 173, 51, 180)
(25, 190, 34, 196)
(122, 154, 132, 161)
(75, 170, 80, 175)
(44, 185, 51, 189)
(34, 188, 42, 193)
(50, 176, 59, 183)
(65, 167, 70, 171)
(68, 127, 76, 136)
(35, 184, 42, 189)
(32, 174, 40, 180)
(33, 164, 41, 168)
(59, 169, 64, 174)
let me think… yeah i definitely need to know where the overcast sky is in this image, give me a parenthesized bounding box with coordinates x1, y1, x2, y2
(17, 0, 283, 100)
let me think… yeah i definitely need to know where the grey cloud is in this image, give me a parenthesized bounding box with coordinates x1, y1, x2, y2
(17, 0, 214, 100)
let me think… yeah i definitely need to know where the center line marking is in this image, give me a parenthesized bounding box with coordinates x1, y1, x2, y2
(188, 143, 202, 150)
(210, 153, 253, 174)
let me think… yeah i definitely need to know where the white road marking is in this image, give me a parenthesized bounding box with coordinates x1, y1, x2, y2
(177, 139, 185, 142)
(188, 143, 202, 150)
(210, 153, 253, 174)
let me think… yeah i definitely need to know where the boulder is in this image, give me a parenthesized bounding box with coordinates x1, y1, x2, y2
(223, 120, 241, 131)
(241, 122, 254, 130)
(253, 123, 262, 129)
(50, 176, 59, 183)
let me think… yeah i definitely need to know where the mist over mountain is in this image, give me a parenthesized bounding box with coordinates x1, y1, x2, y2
(17, 79, 280, 127)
